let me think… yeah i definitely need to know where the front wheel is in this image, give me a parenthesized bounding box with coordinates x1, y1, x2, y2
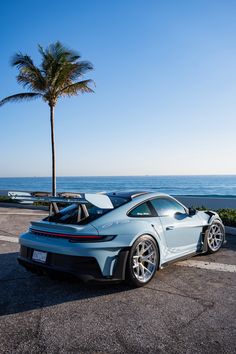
(206, 220, 225, 253)
(126, 235, 159, 287)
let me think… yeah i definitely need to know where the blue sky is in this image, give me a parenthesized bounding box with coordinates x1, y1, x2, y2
(1, 0, 236, 177)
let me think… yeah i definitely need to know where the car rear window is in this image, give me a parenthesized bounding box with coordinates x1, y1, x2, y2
(46, 196, 129, 225)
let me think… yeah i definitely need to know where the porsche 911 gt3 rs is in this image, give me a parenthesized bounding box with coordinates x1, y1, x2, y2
(18, 191, 225, 287)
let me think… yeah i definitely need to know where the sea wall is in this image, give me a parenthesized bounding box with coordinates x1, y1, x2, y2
(0, 190, 236, 210)
(175, 196, 236, 210)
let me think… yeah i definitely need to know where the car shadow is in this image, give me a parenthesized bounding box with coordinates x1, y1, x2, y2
(1, 234, 235, 317)
(0, 252, 134, 317)
(223, 234, 236, 250)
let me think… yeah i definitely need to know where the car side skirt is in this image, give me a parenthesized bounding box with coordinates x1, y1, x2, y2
(160, 251, 202, 268)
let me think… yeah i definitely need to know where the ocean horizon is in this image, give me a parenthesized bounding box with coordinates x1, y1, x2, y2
(0, 175, 235, 197)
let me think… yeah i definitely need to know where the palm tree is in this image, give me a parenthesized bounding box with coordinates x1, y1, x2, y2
(0, 41, 94, 196)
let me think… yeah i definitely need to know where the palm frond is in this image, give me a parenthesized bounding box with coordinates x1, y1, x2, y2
(0, 92, 42, 106)
(51, 61, 93, 93)
(16, 74, 46, 92)
(11, 53, 34, 68)
(40, 50, 93, 96)
(48, 41, 81, 62)
(59, 80, 94, 96)
(12, 53, 46, 92)
(67, 61, 93, 80)
(39, 41, 79, 74)
(6, 42, 94, 106)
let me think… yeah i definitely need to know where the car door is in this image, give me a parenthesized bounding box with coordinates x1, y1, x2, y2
(150, 197, 203, 259)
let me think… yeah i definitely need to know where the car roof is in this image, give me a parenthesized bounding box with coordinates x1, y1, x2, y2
(105, 190, 150, 200)
(105, 190, 172, 201)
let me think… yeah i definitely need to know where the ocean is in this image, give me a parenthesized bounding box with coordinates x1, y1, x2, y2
(0, 175, 235, 196)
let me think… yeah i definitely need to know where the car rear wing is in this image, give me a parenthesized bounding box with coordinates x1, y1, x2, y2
(10, 193, 114, 215)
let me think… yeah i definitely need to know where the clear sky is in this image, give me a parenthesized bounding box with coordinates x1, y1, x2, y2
(1, 0, 236, 177)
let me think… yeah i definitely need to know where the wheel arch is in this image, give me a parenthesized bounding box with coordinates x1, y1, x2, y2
(208, 217, 225, 239)
(202, 218, 225, 253)
(112, 232, 161, 281)
(124, 232, 161, 286)
(131, 232, 161, 269)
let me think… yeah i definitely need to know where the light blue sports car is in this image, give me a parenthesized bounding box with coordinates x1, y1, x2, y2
(18, 191, 225, 287)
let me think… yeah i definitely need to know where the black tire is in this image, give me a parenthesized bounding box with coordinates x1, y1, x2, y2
(206, 220, 225, 254)
(126, 235, 159, 287)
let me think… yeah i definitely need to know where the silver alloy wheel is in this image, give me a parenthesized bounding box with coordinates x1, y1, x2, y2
(207, 223, 224, 252)
(132, 239, 157, 283)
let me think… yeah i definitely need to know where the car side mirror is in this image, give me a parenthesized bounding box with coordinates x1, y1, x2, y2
(174, 211, 187, 219)
(188, 207, 196, 216)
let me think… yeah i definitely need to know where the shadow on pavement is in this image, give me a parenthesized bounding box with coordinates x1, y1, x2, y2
(224, 234, 236, 250)
(0, 252, 133, 317)
(0, 234, 235, 317)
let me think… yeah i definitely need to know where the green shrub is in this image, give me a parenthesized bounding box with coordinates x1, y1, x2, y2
(194, 206, 236, 228)
(217, 209, 236, 228)
(0, 196, 14, 203)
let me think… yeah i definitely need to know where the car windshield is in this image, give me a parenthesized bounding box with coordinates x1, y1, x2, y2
(46, 195, 129, 225)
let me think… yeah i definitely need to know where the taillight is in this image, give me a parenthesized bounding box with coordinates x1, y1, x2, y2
(30, 228, 115, 242)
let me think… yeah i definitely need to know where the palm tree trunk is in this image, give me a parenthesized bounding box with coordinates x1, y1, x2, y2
(50, 105, 56, 196)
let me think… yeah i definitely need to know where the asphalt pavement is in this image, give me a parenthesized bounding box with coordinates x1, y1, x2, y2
(0, 206, 235, 354)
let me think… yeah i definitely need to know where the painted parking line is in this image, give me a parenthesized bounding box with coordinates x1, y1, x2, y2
(176, 260, 236, 273)
(0, 235, 19, 243)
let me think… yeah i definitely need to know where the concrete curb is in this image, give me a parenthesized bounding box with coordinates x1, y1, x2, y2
(225, 226, 236, 236)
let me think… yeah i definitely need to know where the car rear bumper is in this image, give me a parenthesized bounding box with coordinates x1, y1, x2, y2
(18, 245, 129, 282)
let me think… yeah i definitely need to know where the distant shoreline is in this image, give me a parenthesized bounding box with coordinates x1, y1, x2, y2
(0, 174, 236, 178)
(0, 175, 235, 198)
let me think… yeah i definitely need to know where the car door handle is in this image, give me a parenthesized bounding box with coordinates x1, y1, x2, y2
(166, 226, 174, 230)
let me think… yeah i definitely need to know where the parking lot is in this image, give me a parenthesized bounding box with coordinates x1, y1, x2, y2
(0, 206, 235, 354)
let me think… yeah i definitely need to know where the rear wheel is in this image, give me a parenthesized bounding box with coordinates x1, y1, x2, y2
(126, 235, 159, 287)
(206, 220, 224, 253)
